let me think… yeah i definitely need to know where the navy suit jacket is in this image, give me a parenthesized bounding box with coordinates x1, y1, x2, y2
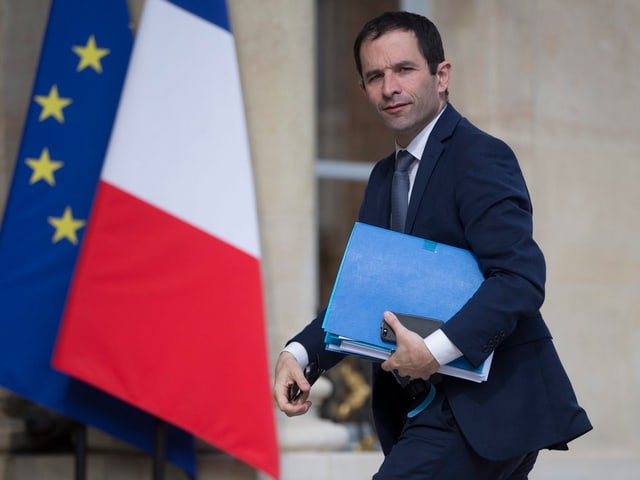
(291, 104, 591, 460)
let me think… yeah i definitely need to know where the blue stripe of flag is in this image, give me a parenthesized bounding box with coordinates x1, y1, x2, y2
(168, 0, 231, 32)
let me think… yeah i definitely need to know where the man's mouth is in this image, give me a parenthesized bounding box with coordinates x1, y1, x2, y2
(383, 103, 409, 114)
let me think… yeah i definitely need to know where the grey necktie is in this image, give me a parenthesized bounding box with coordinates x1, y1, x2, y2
(391, 150, 415, 232)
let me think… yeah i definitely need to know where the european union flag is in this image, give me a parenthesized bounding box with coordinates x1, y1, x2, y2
(0, 0, 195, 475)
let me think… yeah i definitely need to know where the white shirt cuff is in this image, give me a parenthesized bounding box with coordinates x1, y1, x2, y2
(424, 329, 463, 366)
(282, 341, 309, 369)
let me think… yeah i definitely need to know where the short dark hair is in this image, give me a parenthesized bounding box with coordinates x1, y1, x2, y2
(353, 11, 446, 79)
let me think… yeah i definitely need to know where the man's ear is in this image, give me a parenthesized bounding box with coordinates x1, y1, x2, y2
(358, 79, 367, 95)
(436, 61, 452, 94)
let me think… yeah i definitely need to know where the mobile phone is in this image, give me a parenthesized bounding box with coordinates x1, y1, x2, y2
(380, 312, 444, 343)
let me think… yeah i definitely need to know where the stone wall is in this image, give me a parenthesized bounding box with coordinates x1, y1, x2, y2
(431, 0, 640, 455)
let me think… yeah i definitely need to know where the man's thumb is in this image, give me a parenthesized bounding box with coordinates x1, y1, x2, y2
(383, 310, 400, 329)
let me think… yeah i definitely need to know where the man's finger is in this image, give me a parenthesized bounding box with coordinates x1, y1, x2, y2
(383, 311, 411, 339)
(383, 310, 401, 328)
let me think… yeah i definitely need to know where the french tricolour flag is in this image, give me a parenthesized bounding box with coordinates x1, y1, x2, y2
(53, 0, 279, 477)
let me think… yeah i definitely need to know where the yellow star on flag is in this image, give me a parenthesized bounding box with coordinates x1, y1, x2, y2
(34, 84, 72, 123)
(48, 206, 86, 245)
(25, 148, 64, 186)
(72, 35, 110, 73)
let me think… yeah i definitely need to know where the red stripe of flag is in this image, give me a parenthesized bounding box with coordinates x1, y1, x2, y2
(54, 181, 278, 472)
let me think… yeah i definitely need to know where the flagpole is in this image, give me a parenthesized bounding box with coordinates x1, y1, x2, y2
(152, 417, 167, 480)
(73, 422, 87, 480)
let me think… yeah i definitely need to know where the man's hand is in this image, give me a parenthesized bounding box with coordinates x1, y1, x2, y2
(273, 351, 313, 416)
(380, 311, 440, 380)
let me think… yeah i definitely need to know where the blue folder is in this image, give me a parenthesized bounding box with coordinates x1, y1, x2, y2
(322, 222, 492, 382)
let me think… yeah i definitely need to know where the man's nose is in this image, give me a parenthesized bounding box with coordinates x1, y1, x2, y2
(382, 73, 401, 97)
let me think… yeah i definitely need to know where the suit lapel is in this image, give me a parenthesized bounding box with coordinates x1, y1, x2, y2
(405, 104, 461, 233)
(371, 153, 395, 228)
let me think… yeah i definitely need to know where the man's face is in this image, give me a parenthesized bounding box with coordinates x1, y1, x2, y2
(358, 29, 450, 147)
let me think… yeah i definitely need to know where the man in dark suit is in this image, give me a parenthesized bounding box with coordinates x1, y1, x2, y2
(273, 11, 591, 479)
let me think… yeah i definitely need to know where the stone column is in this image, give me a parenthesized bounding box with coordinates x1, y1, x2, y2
(228, 0, 349, 456)
(228, 0, 318, 367)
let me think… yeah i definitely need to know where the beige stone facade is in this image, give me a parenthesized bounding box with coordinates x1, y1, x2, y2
(433, 0, 640, 456)
(1, 0, 639, 478)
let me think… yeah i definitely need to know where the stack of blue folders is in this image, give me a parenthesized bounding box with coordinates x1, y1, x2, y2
(322, 222, 493, 383)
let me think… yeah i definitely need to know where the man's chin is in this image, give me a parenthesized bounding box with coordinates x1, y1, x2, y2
(382, 118, 410, 132)
(385, 121, 415, 136)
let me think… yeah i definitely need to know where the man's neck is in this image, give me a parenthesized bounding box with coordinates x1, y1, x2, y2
(395, 104, 448, 159)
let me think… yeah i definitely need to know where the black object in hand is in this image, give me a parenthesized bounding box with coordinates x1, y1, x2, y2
(380, 312, 444, 343)
(287, 357, 323, 402)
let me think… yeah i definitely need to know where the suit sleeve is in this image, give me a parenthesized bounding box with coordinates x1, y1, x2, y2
(441, 133, 546, 368)
(287, 308, 346, 371)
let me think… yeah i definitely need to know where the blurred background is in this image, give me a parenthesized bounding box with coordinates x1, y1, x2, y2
(1, 0, 638, 478)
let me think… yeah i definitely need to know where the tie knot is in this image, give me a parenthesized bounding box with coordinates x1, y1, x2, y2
(396, 150, 414, 173)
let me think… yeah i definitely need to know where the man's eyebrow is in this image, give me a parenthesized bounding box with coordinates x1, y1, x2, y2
(393, 60, 420, 69)
(363, 67, 383, 79)
(364, 60, 420, 77)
